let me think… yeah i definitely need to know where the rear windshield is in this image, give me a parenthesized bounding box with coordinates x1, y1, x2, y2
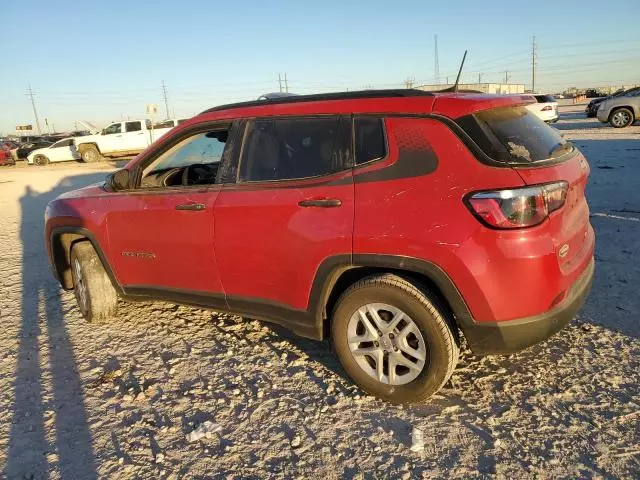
(456, 106, 572, 164)
(535, 94, 556, 103)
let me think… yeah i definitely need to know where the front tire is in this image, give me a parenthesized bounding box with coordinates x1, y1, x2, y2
(609, 108, 634, 128)
(70, 242, 118, 322)
(331, 274, 459, 404)
(79, 145, 102, 163)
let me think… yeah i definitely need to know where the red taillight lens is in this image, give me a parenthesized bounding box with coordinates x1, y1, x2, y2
(541, 105, 553, 111)
(466, 182, 568, 229)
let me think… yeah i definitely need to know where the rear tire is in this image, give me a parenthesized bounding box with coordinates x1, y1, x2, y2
(34, 155, 49, 166)
(330, 274, 459, 404)
(609, 108, 634, 128)
(79, 145, 102, 163)
(70, 242, 118, 322)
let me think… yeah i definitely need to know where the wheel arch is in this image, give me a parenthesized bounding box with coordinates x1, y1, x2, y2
(609, 105, 636, 120)
(312, 254, 475, 339)
(50, 227, 120, 293)
(77, 142, 101, 154)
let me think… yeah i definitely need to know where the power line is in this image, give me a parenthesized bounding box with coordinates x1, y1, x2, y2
(161, 80, 170, 119)
(26, 84, 42, 134)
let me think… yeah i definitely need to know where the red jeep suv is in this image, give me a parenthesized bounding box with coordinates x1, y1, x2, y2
(45, 90, 594, 403)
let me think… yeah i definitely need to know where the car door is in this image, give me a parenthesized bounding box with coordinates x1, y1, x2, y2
(48, 139, 76, 162)
(100, 122, 124, 153)
(122, 121, 149, 151)
(214, 115, 354, 314)
(105, 121, 236, 299)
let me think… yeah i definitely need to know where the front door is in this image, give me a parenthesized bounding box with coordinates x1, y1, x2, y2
(105, 123, 233, 296)
(100, 122, 124, 154)
(214, 116, 354, 313)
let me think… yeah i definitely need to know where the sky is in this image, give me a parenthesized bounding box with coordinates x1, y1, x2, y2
(1, 0, 639, 134)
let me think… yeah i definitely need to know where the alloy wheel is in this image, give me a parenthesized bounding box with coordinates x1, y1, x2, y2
(347, 303, 427, 385)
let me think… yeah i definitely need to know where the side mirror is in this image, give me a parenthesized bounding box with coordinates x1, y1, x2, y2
(108, 169, 131, 191)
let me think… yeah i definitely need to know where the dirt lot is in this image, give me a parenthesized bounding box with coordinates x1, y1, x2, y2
(0, 107, 638, 479)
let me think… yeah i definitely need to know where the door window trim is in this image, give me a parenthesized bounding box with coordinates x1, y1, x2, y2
(234, 114, 353, 185)
(129, 121, 235, 192)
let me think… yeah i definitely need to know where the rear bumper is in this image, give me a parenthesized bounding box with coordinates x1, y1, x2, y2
(461, 257, 594, 355)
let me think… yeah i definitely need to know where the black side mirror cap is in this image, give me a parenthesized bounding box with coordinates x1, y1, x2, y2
(108, 169, 131, 191)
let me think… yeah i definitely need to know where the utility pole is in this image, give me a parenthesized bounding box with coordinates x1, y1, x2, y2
(434, 34, 440, 85)
(504, 71, 510, 84)
(478, 73, 482, 84)
(26, 84, 42, 134)
(532, 35, 537, 93)
(284, 72, 289, 93)
(278, 73, 283, 93)
(161, 80, 170, 119)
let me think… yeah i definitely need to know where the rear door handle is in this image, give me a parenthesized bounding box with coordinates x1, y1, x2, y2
(175, 203, 206, 211)
(298, 198, 342, 208)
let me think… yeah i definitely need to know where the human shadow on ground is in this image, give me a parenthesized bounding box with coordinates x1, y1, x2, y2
(5, 172, 107, 479)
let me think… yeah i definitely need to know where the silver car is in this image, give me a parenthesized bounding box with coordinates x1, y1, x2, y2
(597, 88, 640, 128)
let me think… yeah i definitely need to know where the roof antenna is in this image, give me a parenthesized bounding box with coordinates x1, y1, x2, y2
(438, 50, 468, 93)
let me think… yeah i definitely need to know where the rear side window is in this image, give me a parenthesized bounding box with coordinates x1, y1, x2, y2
(535, 95, 556, 103)
(354, 117, 386, 164)
(239, 117, 346, 182)
(456, 106, 570, 164)
(125, 121, 142, 132)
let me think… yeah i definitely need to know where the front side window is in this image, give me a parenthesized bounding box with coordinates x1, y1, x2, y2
(239, 117, 344, 182)
(125, 121, 142, 132)
(140, 129, 229, 188)
(354, 117, 386, 164)
(104, 123, 121, 135)
(154, 120, 174, 129)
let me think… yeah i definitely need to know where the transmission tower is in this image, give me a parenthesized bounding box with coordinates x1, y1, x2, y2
(26, 85, 42, 134)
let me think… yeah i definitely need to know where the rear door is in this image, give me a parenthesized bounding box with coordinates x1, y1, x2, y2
(122, 121, 149, 151)
(214, 116, 354, 312)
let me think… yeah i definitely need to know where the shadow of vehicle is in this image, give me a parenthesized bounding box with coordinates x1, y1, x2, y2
(5, 172, 107, 479)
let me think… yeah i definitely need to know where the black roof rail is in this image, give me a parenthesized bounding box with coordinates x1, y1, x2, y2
(201, 89, 435, 114)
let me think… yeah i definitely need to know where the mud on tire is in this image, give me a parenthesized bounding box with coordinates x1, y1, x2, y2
(70, 242, 118, 322)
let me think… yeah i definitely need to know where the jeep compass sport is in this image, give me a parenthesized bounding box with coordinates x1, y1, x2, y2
(45, 90, 594, 403)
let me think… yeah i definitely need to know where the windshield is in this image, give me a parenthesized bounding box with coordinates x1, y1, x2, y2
(456, 106, 572, 164)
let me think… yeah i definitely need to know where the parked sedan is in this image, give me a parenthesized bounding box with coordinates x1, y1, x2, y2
(597, 89, 640, 128)
(27, 138, 80, 165)
(525, 94, 558, 123)
(0, 147, 16, 166)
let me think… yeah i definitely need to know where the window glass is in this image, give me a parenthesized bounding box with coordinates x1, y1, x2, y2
(52, 139, 73, 148)
(104, 123, 121, 135)
(125, 121, 142, 132)
(456, 106, 571, 164)
(154, 120, 174, 129)
(354, 117, 386, 164)
(147, 130, 228, 173)
(239, 117, 343, 182)
(534, 95, 555, 103)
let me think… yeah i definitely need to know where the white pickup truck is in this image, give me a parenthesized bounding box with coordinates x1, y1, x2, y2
(75, 118, 186, 162)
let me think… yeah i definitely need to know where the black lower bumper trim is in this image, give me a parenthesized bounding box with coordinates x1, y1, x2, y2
(461, 257, 594, 355)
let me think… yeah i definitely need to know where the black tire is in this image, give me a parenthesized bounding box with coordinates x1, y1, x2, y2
(609, 107, 634, 128)
(34, 155, 49, 166)
(70, 242, 118, 322)
(80, 145, 102, 163)
(331, 274, 459, 404)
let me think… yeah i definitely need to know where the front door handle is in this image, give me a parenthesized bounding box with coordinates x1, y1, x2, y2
(175, 203, 206, 211)
(298, 198, 342, 208)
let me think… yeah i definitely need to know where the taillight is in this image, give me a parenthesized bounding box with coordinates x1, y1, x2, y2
(541, 105, 553, 111)
(466, 182, 568, 229)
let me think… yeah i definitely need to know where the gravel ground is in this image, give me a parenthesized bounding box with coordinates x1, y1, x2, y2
(0, 108, 638, 479)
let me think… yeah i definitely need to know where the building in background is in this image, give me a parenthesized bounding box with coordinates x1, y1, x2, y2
(416, 83, 526, 94)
